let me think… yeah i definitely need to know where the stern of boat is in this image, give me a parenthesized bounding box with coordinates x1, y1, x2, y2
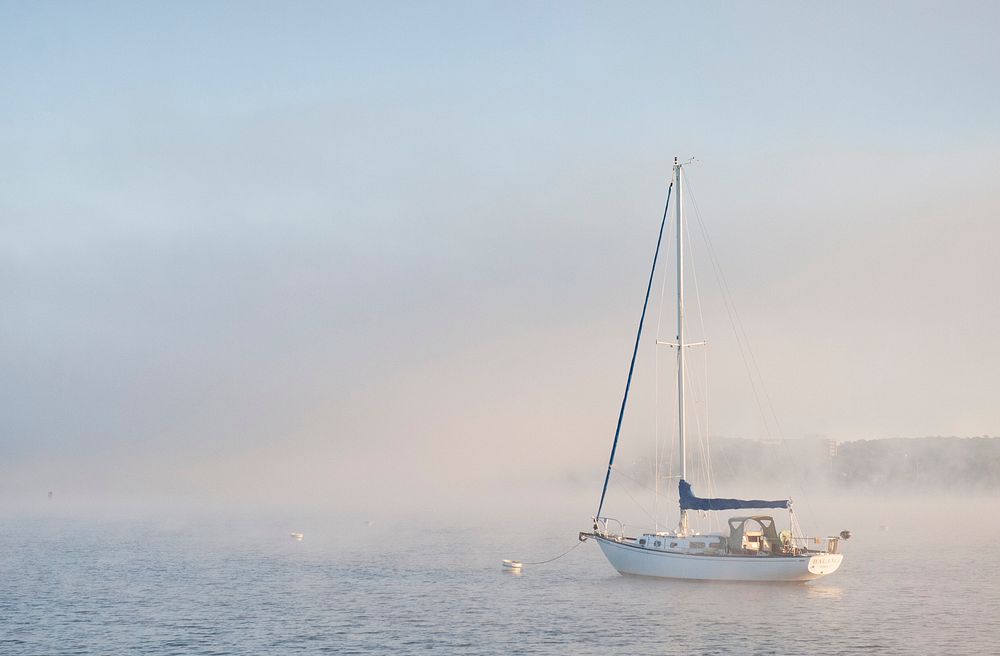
(807, 553, 843, 577)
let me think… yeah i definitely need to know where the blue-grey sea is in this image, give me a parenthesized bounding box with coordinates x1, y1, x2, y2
(2, 498, 998, 655)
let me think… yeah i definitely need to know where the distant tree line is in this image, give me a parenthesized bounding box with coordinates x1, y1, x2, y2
(642, 436, 1000, 491)
(831, 437, 1000, 490)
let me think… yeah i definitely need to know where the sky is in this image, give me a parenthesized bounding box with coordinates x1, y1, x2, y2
(1, 1, 998, 514)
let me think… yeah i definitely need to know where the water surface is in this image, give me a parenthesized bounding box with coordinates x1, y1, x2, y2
(2, 502, 997, 655)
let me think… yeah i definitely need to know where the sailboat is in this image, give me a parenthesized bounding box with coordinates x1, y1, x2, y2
(580, 158, 845, 582)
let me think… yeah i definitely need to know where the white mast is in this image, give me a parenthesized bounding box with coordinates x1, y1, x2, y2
(675, 157, 689, 536)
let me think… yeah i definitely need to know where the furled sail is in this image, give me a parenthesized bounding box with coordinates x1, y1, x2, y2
(678, 480, 789, 511)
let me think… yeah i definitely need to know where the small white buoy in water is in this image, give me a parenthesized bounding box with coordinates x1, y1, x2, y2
(291, 532, 304, 541)
(502, 559, 522, 570)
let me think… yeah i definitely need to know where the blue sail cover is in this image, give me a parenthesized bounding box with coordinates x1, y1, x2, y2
(678, 480, 789, 511)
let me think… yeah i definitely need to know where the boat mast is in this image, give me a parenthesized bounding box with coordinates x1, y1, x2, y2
(675, 157, 689, 536)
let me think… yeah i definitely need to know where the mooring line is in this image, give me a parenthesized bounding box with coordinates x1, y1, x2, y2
(517, 539, 586, 566)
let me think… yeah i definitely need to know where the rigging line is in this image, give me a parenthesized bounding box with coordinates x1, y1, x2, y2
(691, 340, 721, 534)
(595, 182, 673, 522)
(519, 539, 585, 566)
(689, 378, 711, 495)
(687, 177, 784, 442)
(679, 203, 716, 501)
(685, 229, 715, 496)
(688, 179, 773, 437)
(685, 183, 791, 530)
(654, 340, 659, 533)
(682, 176, 717, 504)
(653, 203, 676, 532)
(658, 347, 679, 530)
(681, 340, 711, 497)
(611, 477, 659, 525)
(703, 321, 715, 498)
(684, 178, 775, 440)
(682, 178, 757, 412)
(674, 219, 713, 508)
(666, 351, 678, 484)
(685, 178, 821, 534)
(655, 208, 678, 524)
(612, 466, 674, 501)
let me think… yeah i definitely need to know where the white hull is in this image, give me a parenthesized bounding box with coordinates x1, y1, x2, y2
(595, 536, 842, 582)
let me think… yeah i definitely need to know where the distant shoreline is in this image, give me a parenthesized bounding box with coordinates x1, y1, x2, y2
(627, 435, 1000, 491)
